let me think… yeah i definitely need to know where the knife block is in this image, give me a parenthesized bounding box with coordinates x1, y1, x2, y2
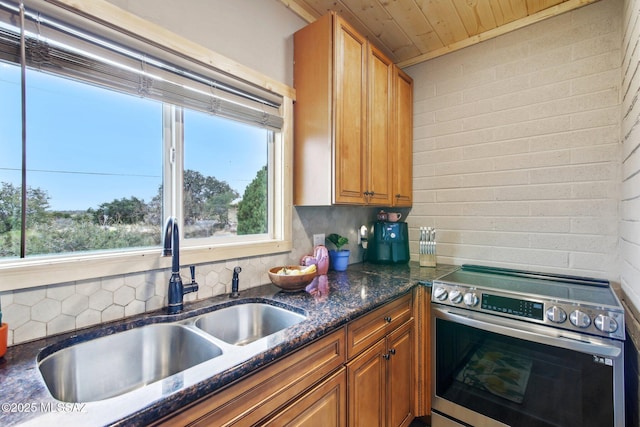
(420, 253, 436, 267)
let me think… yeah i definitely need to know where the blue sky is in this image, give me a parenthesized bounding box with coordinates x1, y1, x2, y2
(0, 62, 267, 211)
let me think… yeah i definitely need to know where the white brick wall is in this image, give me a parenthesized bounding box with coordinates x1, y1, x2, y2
(405, 0, 622, 279)
(622, 0, 640, 311)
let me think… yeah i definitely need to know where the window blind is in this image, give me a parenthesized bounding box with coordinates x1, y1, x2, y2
(0, 0, 284, 130)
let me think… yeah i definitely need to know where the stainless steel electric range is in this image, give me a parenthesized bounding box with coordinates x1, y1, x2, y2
(430, 264, 625, 427)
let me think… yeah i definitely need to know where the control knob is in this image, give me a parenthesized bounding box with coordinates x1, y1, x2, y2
(433, 287, 448, 301)
(449, 290, 463, 304)
(546, 306, 567, 323)
(569, 310, 591, 328)
(594, 314, 618, 334)
(463, 292, 479, 307)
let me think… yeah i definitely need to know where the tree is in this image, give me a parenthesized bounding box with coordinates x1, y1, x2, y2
(93, 196, 148, 225)
(206, 192, 236, 226)
(237, 166, 267, 235)
(146, 184, 163, 226)
(0, 182, 50, 234)
(183, 170, 238, 225)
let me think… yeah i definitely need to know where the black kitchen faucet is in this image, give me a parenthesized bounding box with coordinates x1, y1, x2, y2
(230, 266, 242, 298)
(162, 217, 198, 314)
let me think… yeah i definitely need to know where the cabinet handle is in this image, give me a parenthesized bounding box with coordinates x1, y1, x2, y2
(384, 316, 392, 323)
(389, 348, 396, 355)
(363, 190, 376, 203)
(382, 353, 390, 360)
(395, 194, 401, 198)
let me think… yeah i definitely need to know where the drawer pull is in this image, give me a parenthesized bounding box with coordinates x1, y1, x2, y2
(384, 316, 392, 323)
(389, 348, 396, 355)
(382, 353, 390, 360)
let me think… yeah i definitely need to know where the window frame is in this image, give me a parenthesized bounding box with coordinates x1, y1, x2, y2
(0, 0, 294, 292)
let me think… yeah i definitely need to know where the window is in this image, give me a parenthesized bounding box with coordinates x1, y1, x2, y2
(183, 110, 271, 240)
(1, 64, 163, 257)
(0, 1, 292, 290)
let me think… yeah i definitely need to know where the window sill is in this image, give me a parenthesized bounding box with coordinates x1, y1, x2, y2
(0, 238, 292, 292)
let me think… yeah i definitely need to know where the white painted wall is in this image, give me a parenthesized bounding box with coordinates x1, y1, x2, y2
(405, 0, 622, 282)
(621, 0, 640, 311)
(106, 0, 306, 86)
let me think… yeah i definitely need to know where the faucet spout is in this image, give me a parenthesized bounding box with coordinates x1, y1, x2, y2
(163, 217, 180, 274)
(162, 217, 198, 314)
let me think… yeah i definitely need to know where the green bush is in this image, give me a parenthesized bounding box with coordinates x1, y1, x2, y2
(25, 221, 159, 255)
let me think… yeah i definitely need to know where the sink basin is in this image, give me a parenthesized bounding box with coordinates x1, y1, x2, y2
(195, 303, 306, 346)
(38, 323, 222, 402)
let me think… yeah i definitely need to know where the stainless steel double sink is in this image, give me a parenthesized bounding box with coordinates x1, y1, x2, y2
(38, 302, 306, 403)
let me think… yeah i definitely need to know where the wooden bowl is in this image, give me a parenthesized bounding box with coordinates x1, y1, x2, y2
(268, 266, 316, 292)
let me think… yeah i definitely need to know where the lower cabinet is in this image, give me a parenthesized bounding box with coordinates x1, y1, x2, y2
(412, 284, 432, 417)
(347, 318, 414, 427)
(154, 328, 346, 427)
(346, 292, 415, 427)
(156, 292, 416, 427)
(387, 320, 415, 427)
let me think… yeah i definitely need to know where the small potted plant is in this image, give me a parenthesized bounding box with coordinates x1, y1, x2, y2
(327, 233, 350, 271)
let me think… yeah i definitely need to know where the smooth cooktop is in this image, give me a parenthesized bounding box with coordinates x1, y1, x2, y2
(436, 265, 620, 308)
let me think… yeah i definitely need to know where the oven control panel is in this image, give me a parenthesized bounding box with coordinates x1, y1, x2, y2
(431, 282, 625, 340)
(481, 293, 544, 320)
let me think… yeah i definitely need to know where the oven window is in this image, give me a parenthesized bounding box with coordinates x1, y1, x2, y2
(435, 317, 614, 427)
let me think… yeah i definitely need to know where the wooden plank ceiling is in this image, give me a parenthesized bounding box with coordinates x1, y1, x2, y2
(280, 0, 599, 68)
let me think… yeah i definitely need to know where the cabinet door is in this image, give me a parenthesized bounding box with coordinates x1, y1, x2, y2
(263, 368, 347, 427)
(392, 66, 413, 207)
(367, 45, 394, 206)
(413, 285, 431, 417)
(347, 339, 387, 427)
(387, 319, 415, 427)
(334, 16, 368, 205)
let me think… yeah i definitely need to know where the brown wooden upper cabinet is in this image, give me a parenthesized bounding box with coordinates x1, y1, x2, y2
(393, 67, 413, 207)
(293, 12, 413, 207)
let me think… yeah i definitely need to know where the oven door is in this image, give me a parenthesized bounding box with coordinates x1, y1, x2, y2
(431, 305, 624, 427)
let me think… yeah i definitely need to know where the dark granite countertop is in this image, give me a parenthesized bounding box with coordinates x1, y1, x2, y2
(0, 262, 456, 426)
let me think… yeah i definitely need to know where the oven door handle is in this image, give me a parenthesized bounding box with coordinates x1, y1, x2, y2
(433, 306, 623, 358)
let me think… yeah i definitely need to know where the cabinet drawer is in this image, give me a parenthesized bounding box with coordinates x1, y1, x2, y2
(346, 292, 412, 359)
(156, 327, 346, 427)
